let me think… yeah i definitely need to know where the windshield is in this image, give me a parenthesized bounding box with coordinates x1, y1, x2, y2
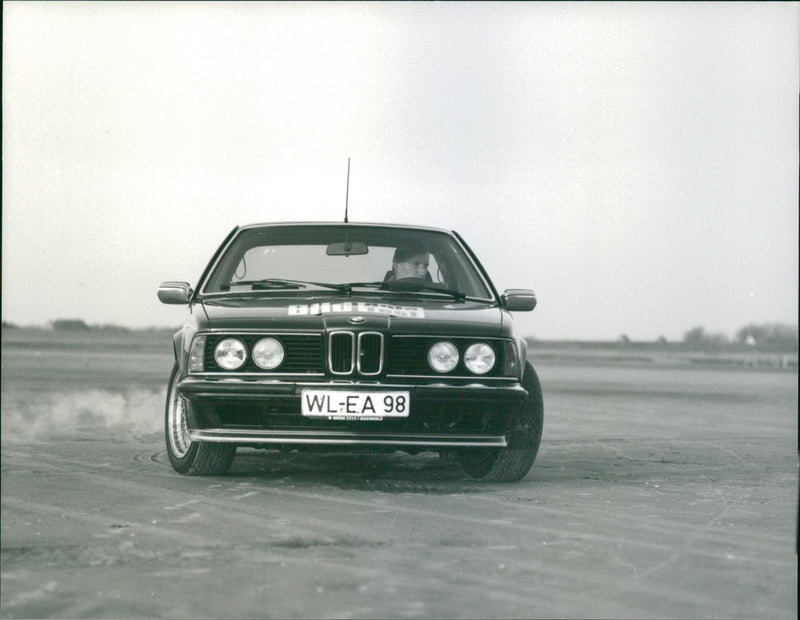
(201, 225, 494, 300)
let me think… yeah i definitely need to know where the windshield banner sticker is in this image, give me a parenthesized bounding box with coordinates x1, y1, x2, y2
(289, 302, 424, 318)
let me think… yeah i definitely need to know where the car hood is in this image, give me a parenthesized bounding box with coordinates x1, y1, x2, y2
(197, 295, 508, 337)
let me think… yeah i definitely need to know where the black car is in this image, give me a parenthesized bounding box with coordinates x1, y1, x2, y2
(158, 222, 542, 481)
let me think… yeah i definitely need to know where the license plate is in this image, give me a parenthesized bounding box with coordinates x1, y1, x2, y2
(301, 390, 410, 419)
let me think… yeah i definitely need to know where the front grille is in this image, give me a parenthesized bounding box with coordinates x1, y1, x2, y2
(329, 332, 355, 374)
(388, 338, 431, 375)
(204, 333, 323, 374)
(201, 332, 508, 379)
(328, 331, 384, 376)
(358, 332, 383, 375)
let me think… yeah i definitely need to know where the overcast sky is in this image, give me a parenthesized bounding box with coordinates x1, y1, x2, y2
(3, 1, 798, 340)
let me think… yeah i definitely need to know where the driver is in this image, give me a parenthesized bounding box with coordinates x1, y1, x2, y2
(387, 243, 430, 281)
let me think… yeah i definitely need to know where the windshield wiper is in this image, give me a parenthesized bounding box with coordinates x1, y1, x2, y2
(346, 279, 467, 301)
(342, 281, 385, 290)
(219, 278, 467, 301)
(383, 279, 467, 301)
(220, 279, 350, 292)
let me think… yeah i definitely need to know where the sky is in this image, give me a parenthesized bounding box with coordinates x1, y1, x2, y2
(3, 1, 798, 341)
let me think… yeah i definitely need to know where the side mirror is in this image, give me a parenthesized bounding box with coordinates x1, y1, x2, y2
(158, 281, 192, 304)
(501, 289, 537, 312)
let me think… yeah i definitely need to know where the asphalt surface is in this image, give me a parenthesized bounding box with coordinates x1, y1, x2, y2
(1, 361, 797, 618)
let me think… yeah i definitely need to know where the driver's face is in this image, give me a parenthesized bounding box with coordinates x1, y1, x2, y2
(394, 253, 429, 279)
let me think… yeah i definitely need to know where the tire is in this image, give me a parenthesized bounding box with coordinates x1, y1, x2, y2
(458, 361, 543, 482)
(165, 364, 236, 476)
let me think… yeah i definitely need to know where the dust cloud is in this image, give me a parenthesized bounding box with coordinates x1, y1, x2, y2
(1, 388, 165, 443)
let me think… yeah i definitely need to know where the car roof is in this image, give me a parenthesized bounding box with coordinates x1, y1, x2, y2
(237, 222, 456, 235)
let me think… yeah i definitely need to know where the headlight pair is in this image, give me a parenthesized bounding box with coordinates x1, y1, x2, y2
(427, 341, 496, 375)
(213, 337, 285, 371)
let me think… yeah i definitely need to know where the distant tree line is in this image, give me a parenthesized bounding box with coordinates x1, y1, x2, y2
(733, 323, 798, 347)
(51, 319, 91, 331)
(2, 319, 145, 333)
(682, 323, 797, 349)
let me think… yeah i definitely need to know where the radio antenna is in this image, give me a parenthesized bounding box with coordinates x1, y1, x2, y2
(344, 158, 351, 223)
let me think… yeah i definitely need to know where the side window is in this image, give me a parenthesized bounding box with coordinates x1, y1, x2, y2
(432, 244, 485, 297)
(428, 254, 443, 284)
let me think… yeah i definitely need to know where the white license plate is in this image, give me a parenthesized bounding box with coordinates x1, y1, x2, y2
(301, 390, 410, 419)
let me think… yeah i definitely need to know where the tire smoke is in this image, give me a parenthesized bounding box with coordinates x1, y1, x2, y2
(1, 388, 165, 442)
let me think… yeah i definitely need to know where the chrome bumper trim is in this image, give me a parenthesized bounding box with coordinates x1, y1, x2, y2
(189, 429, 507, 448)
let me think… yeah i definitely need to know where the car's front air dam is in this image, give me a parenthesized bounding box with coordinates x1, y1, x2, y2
(176, 377, 527, 446)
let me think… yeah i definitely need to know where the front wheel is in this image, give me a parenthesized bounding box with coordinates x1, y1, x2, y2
(165, 364, 236, 475)
(458, 361, 543, 482)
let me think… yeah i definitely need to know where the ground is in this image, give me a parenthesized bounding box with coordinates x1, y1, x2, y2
(1, 331, 797, 618)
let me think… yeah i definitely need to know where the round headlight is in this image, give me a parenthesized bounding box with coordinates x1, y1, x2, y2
(252, 337, 285, 370)
(427, 341, 459, 373)
(214, 338, 246, 370)
(464, 342, 496, 375)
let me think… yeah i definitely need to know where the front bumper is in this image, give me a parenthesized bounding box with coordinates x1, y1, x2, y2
(177, 377, 527, 449)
